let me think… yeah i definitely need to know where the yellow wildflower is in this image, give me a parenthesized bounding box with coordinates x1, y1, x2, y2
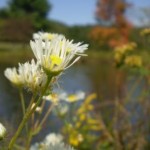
(124, 55, 142, 67)
(79, 114, 86, 121)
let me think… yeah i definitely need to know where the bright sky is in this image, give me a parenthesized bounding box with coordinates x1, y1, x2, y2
(49, 0, 96, 25)
(0, 0, 150, 26)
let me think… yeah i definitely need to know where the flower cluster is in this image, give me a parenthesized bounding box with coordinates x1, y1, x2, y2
(30, 32, 88, 76)
(30, 133, 75, 150)
(4, 32, 88, 92)
(124, 55, 142, 67)
(33, 32, 64, 41)
(114, 42, 142, 68)
(114, 42, 136, 63)
(5, 59, 47, 92)
(43, 91, 85, 117)
(62, 94, 101, 148)
(44, 90, 85, 104)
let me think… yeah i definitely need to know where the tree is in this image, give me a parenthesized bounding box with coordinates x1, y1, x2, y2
(0, 0, 51, 42)
(90, 0, 132, 48)
(0, 0, 51, 30)
(95, 0, 129, 27)
(8, 0, 51, 19)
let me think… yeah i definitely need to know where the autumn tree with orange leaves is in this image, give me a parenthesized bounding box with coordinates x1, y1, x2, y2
(90, 0, 132, 48)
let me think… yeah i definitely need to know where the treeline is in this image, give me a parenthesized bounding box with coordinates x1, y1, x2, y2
(0, 18, 93, 46)
(0, 0, 147, 51)
(0, 17, 147, 51)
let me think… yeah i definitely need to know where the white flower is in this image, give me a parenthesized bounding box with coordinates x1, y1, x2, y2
(43, 93, 59, 104)
(77, 134, 84, 142)
(0, 123, 6, 140)
(30, 35, 88, 75)
(4, 60, 47, 91)
(44, 133, 63, 146)
(33, 32, 64, 41)
(44, 91, 85, 104)
(55, 104, 69, 115)
(61, 91, 85, 103)
(4, 67, 24, 86)
(44, 143, 76, 150)
(30, 133, 75, 150)
(30, 142, 75, 150)
(18, 59, 47, 91)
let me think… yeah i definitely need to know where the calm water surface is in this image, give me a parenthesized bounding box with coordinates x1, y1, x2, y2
(0, 58, 145, 144)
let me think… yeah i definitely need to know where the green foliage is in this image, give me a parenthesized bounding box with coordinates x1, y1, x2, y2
(0, 0, 51, 31)
(47, 20, 68, 34)
(0, 18, 33, 42)
(8, 0, 51, 18)
(66, 26, 91, 42)
(98, 142, 114, 150)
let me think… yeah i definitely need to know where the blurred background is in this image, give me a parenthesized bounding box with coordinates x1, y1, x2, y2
(1, 0, 150, 149)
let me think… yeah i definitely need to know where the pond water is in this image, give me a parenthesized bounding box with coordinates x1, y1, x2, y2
(0, 57, 146, 145)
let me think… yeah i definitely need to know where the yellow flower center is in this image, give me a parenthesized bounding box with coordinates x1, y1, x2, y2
(50, 55, 62, 69)
(47, 34, 54, 40)
(67, 94, 78, 102)
(13, 75, 21, 85)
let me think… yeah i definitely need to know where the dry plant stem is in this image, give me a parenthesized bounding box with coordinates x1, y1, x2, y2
(14, 144, 25, 150)
(8, 76, 52, 150)
(113, 99, 120, 149)
(95, 111, 114, 142)
(125, 76, 143, 103)
(38, 103, 55, 128)
(41, 99, 46, 111)
(26, 104, 55, 149)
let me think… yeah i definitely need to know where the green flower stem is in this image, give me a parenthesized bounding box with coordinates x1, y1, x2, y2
(26, 131, 32, 150)
(8, 76, 52, 150)
(33, 100, 46, 129)
(19, 89, 28, 134)
(31, 111, 35, 127)
(40, 99, 46, 113)
(19, 89, 26, 117)
(27, 94, 37, 112)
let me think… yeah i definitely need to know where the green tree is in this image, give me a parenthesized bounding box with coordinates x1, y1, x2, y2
(8, 0, 51, 18)
(0, 0, 51, 30)
(0, 0, 51, 42)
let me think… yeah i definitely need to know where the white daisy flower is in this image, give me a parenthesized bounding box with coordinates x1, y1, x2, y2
(64, 91, 85, 103)
(30, 142, 75, 150)
(43, 93, 59, 104)
(33, 32, 64, 41)
(4, 67, 24, 87)
(0, 123, 6, 140)
(43, 91, 85, 103)
(44, 133, 63, 146)
(30, 36, 88, 75)
(18, 59, 47, 92)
